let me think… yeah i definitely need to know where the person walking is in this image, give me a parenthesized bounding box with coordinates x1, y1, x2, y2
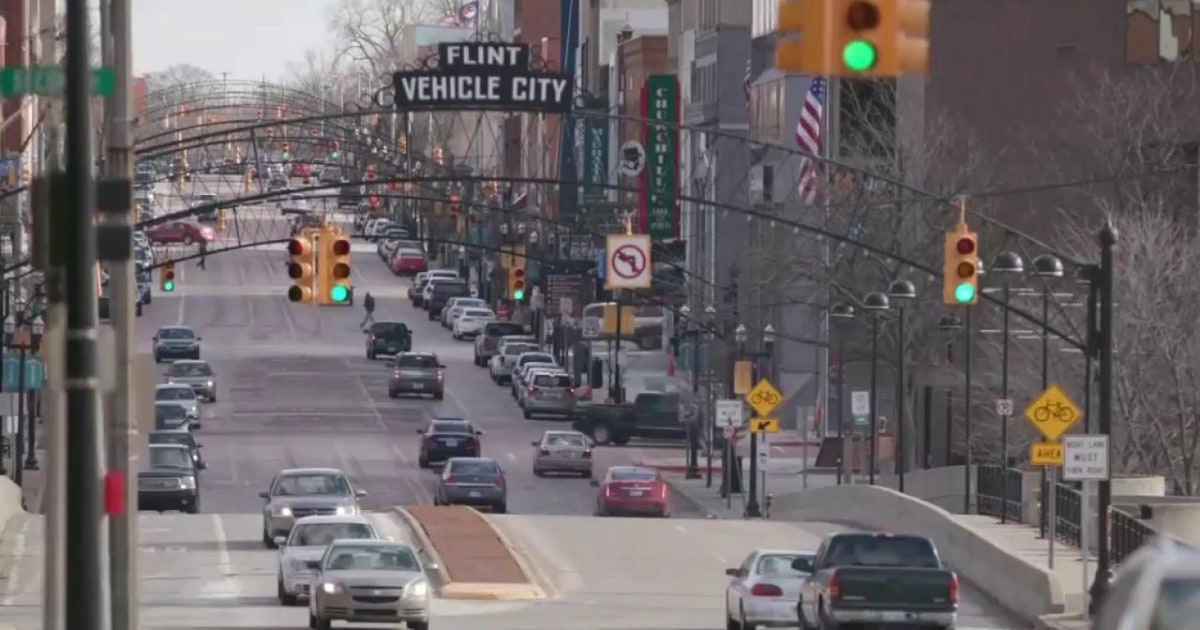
(361, 291, 376, 329)
(196, 239, 208, 270)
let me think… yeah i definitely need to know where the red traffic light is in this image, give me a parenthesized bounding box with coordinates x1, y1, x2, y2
(330, 239, 351, 256)
(369, 196, 380, 209)
(956, 261, 976, 279)
(955, 237, 976, 255)
(287, 239, 307, 256)
(846, 0, 881, 29)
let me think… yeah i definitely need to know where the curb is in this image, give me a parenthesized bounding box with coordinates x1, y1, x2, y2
(1036, 613, 1091, 630)
(392, 507, 547, 601)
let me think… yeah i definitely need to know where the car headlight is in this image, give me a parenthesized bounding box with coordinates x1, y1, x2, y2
(179, 476, 196, 489)
(321, 582, 341, 594)
(334, 505, 357, 516)
(205, 380, 214, 388)
(276, 506, 292, 516)
(405, 580, 429, 598)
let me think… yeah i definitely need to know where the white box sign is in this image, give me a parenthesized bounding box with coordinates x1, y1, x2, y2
(1062, 435, 1110, 481)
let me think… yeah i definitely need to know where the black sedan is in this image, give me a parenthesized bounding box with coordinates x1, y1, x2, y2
(417, 418, 484, 468)
(138, 444, 201, 513)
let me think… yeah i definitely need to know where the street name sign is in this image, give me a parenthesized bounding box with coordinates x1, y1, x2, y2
(0, 66, 116, 98)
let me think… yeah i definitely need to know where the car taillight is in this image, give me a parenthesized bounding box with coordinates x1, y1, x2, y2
(750, 583, 783, 597)
(436, 369, 445, 381)
(603, 484, 613, 498)
(393, 370, 402, 378)
(494, 476, 505, 489)
(444, 476, 459, 485)
(567, 388, 576, 398)
(539, 447, 550, 455)
(828, 571, 841, 603)
(949, 573, 959, 604)
(656, 482, 667, 499)
(528, 385, 539, 394)
(369, 335, 377, 341)
(582, 449, 591, 458)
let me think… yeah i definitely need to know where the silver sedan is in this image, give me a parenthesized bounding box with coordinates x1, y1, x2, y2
(532, 430, 593, 477)
(309, 539, 434, 630)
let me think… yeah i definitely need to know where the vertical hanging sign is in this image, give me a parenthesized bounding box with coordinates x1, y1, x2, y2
(640, 75, 680, 241)
(582, 113, 609, 204)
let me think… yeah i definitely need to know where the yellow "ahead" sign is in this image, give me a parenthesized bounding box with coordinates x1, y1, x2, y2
(1030, 442, 1064, 467)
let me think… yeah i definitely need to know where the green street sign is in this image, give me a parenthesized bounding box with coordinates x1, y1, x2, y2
(641, 74, 680, 242)
(0, 66, 116, 98)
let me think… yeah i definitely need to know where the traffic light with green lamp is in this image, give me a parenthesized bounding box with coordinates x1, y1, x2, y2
(509, 265, 527, 303)
(318, 228, 353, 305)
(160, 262, 176, 293)
(943, 224, 979, 306)
(286, 235, 316, 304)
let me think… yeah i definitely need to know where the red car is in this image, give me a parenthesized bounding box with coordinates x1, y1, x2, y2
(289, 162, 311, 178)
(145, 220, 215, 245)
(391, 249, 429, 275)
(592, 466, 671, 517)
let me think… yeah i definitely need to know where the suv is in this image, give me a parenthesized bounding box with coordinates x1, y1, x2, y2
(473, 322, 527, 366)
(191, 193, 219, 222)
(365, 322, 412, 359)
(427, 280, 470, 319)
(388, 353, 445, 400)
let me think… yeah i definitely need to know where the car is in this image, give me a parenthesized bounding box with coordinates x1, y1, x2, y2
(275, 514, 378, 605)
(531, 431, 593, 477)
(136, 281, 152, 306)
(163, 359, 217, 401)
(377, 238, 400, 260)
(326, 169, 350, 188)
(148, 429, 206, 471)
(364, 322, 412, 359)
(137, 443, 201, 513)
(408, 272, 428, 303)
(191, 192, 219, 222)
(487, 340, 540, 384)
(308, 539, 432, 630)
(280, 194, 311, 215)
(473, 323, 530, 366)
(1095, 537, 1200, 629)
(433, 457, 507, 513)
(259, 468, 367, 548)
(267, 173, 290, 191)
(153, 325, 201, 363)
(441, 297, 487, 328)
(426, 279, 470, 319)
(452, 308, 496, 340)
(389, 248, 427, 275)
(145, 220, 215, 246)
(591, 466, 671, 517)
(520, 370, 576, 419)
(388, 352, 445, 399)
(154, 384, 200, 428)
(364, 218, 393, 240)
(154, 401, 191, 432)
(724, 549, 815, 630)
(416, 418, 483, 468)
(134, 167, 155, 189)
(289, 162, 311, 178)
(516, 366, 567, 408)
(510, 353, 557, 397)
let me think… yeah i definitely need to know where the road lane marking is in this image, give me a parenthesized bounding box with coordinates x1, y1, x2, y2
(353, 373, 389, 432)
(505, 452, 517, 462)
(673, 524, 689, 535)
(236, 252, 258, 332)
(210, 514, 234, 576)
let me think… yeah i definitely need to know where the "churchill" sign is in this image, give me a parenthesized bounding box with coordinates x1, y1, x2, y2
(392, 42, 572, 113)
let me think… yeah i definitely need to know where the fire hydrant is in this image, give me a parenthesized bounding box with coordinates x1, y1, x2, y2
(764, 494, 774, 520)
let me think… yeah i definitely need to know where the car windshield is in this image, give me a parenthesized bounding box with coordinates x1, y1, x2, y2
(449, 460, 500, 475)
(194, 195, 217, 203)
(156, 388, 196, 401)
(505, 344, 537, 356)
(757, 553, 815, 576)
(520, 354, 554, 365)
(456, 299, 486, 309)
(611, 469, 657, 482)
(370, 323, 409, 339)
(1152, 577, 1200, 630)
(463, 309, 493, 318)
(487, 323, 526, 337)
(168, 362, 212, 377)
(158, 328, 195, 340)
(533, 374, 572, 387)
(396, 355, 438, 368)
(148, 447, 193, 469)
(149, 432, 195, 448)
(825, 535, 940, 568)
(544, 433, 588, 448)
(324, 545, 418, 571)
(289, 522, 375, 546)
(273, 474, 351, 496)
(431, 421, 471, 435)
(155, 404, 187, 422)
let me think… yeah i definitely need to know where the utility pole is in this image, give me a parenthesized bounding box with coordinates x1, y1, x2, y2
(101, 0, 137, 624)
(64, 0, 110, 627)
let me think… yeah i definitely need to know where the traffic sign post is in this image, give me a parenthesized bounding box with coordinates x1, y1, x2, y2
(747, 379, 783, 418)
(715, 399, 743, 428)
(605, 234, 652, 290)
(851, 391, 870, 416)
(744, 379, 783, 518)
(1063, 434, 1108, 606)
(1024, 384, 1083, 441)
(749, 417, 780, 433)
(994, 398, 1014, 417)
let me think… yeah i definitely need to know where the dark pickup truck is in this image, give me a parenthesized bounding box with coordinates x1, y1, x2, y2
(798, 532, 958, 629)
(571, 392, 684, 446)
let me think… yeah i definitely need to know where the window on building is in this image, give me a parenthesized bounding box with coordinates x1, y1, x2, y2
(701, 0, 718, 29)
(1126, 0, 1195, 63)
(753, 0, 780, 37)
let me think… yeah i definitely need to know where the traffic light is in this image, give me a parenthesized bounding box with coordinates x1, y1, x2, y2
(449, 194, 460, 214)
(895, 0, 931, 74)
(330, 151, 340, 162)
(943, 225, 979, 306)
(160, 262, 176, 293)
(832, 0, 887, 76)
(281, 151, 290, 164)
(287, 235, 316, 304)
(776, 0, 832, 74)
(369, 196, 380, 211)
(509, 262, 526, 302)
(319, 228, 352, 305)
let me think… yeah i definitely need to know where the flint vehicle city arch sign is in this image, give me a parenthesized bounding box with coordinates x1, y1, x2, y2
(388, 41, 573, 113)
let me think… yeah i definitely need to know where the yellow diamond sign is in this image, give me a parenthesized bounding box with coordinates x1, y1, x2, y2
(747, 379, 783, 418)
(1024, 384, 1083, 442)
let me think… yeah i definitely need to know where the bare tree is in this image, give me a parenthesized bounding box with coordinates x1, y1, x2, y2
(144, 64, 217, 105)
(327, 0, 445, 79)
(284, 49, 346, 102)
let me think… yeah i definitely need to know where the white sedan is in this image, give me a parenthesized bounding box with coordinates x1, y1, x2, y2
(442, 297, 488, 328)
(275, 514, 379, 605)
(452, 308, 496, 340)
(279, 194, 311, 215)
(724, 549, 815, 630)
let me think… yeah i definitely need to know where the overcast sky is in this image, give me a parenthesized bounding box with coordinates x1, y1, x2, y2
(132, 0, 338, 80)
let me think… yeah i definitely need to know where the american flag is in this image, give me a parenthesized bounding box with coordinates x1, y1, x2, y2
(794, 77, 827, 204)
(744, 60, 752, 110)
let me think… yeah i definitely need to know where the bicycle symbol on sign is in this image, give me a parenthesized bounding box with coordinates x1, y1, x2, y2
(750, 389, 782, 408)
(1032, 401, 1075, 424)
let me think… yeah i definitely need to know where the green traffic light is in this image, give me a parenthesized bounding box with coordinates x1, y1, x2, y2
(954, 283, 976, 304)
(513, 289, 525, 301)
(163, 281, 175, 293)
(329, 285, 350, 303)
(842, 40, 877, 72)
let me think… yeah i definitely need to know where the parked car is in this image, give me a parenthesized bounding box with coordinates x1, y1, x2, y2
(145, 220, 214, 246)
(487, 340, 540, 384)
(473, 323, 529, 367)
(452, 308, 496, 340)
(389, 248, 428, 274)
(519, 370, 576, 419)
(154, 383, 200, 429)
(148, 429, 206, 471)
(591, 466, 670, 517)
(434, 457, 507, 513)
(441, 298, 487, 328)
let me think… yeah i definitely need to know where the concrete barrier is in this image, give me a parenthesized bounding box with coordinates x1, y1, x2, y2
(0, 476, 24, 538)
(772, 485, 1065, 623)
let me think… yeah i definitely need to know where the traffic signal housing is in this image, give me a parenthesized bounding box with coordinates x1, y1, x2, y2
(449, 194, 460, 214)
(896, 0, 930, 74)
(943, 226, 979, 306)
(319, 228, 352, 305)
(776, 0, 832, 74)
(287, 234, 316, 304)
(160, 262, 176, 293)
(509, 263, 527, 303)
(776, 0, 930, 77)
(831, 0, 890, 76)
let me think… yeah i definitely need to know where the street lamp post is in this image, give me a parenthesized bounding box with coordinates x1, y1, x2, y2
(1090, 219, 1118, 611)
(743, 323, 776, 518)
(937, 314, 963, 469)
(992, 251, 1025, 524)
(4, 312, 45, 484)
(862, 291, 890, 485)
(887, 279, 917, 492)
(830, 303, 856, 485)
(730, 323, 748, 502)
(1032, 253, 1064, 537)
(704, 304, 717, 488)
(680, 304, 702, 480)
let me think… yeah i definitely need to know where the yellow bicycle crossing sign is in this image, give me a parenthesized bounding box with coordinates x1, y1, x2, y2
(747, 379, 783, 418)
(1024, 384, 1083, 442)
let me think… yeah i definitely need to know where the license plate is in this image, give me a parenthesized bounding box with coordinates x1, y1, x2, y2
(469, 491, 481, 498)
(628, 490, 645, 496)
(412, 383, 424, 390)
(444, 439, 459, 446)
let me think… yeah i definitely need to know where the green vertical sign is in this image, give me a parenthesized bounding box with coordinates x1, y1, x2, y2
(582, 114, 609, 203)
(641, 75, 679, 241)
